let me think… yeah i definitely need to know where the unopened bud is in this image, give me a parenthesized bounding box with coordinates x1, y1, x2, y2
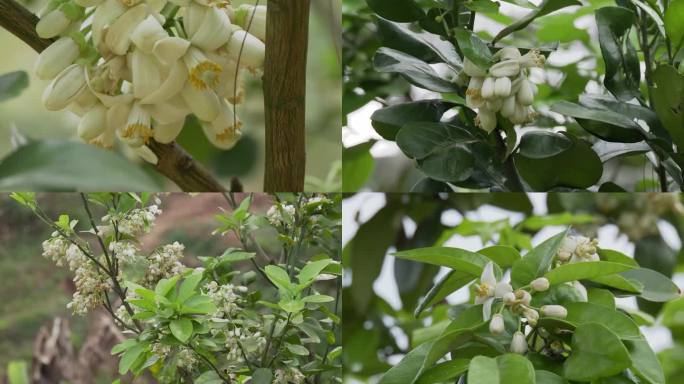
(489, 314, 505, 334)
(541, 305, 568, 318)
(510, 331, 527, 354)
(530, 277, 550, 292)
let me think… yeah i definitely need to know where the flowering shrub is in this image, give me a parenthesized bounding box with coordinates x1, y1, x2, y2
(343, 0, 684, 192)
(11, 192, 342, 383)
(34, 0, 267, 163)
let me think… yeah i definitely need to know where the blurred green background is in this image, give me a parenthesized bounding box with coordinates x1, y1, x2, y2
(0, 0, 342, 192)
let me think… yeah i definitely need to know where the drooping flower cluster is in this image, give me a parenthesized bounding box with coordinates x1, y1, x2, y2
(35, 0, 268, 163)
(225, 326, 266, 366)
(144, 241, 186, 285)
(101, 202, 162, 237)
(463, 47, 545, 132)
(204, 280, 247, 318)
(274, 367, 306, 384)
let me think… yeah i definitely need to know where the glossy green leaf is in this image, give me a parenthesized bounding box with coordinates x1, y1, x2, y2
(377, 341, 433, 384)
(370, 100, 456, 141)
(492, 0, 582, 43)
(264, 265, 292, 292)
(517, 131, 572, 159)
(155, 275, 180, 298)
(118, 343, 147, 374)
(0, 140, 161, 191)
(563, 323, 631, 381)
(544, 261, 635, 285)
(367, 0, 424, 22)
(564, 302, 642, 340)
(374, 48, 461, 92)
(477, 245, 521, 268)
(467, 356, 499, 383)
(0, 71, 29, 102)
(596, 7, 640, 101)
(651, 65, 684, 148)
(620, 268, 681, 302)
(664, 0, 684, 51)
(535, 370, 568, 384)
(393, 247, 494, 275)
(415, 270, 475, 316)
(511, 228, 568, 288)
(551, 101, 643, 143)
(251, 368, 273, 384)
(177, 272, 204, 303)
(416, 359, 469, 384)
(454, 28, 494, 69)
(343, 142, 375, 192)
(625, 338, 665, 384)
(170, 318, 193, 343)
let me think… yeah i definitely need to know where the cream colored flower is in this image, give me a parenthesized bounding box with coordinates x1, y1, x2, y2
(233, 4, 266, 42)
(202, 99, 243, 150)
(227, 30, 265, 72)
(120, 102, 153, 147)
(35, 36, 81, 80)
(131, 15, 168, 54)
(474, 262, 512, 320)
(184, 46, 222, 91)
(42, 64, 87, 111)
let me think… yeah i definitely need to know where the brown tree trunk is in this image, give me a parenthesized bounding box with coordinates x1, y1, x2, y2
(263, 0, 310, 192)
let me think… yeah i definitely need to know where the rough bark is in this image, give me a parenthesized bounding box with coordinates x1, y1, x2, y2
(263, 0, 310, 192)
(0, 0, 227, 192)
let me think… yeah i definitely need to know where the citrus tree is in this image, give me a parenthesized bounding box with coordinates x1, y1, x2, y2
(11, 192, 342, 383)
(342, 0, 684, 192)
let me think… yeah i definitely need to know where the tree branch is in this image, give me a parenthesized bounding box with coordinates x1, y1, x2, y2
(0, 0, 228, 192)
(263, 0, 309, 192)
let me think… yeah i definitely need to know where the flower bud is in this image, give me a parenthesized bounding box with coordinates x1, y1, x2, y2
(489, 314, 505, 334)
(227, 30, 265, 72)
(517, 79, 535, 106)
(494, 47, 521, 61)
(500, 95, 516, 118)
(481, 77, 496, 99)
(463, 58, 487, 77)
(190, 5, 233, 51)
(494, 77, 512, 98)
(35, 36, 81, 80)
(78, 103, 107, 141)
(233, 4, 267, 42)
(131, 15, 168, 54)
(475, 108, 496, 133)
(516, 290, 532, 306)
(489, 60, 521, 78)
(485, 99, 502, 112)
(503, 292, 516, 305)
(530, 277, 550, 292)
(36, 9, 71, 39)
(523, 307, 539, 325)
(510, 331, 527, 354)
(42, 64, 87, 111)
(541, 305, 568, 318)
(572, 281, 588, 302)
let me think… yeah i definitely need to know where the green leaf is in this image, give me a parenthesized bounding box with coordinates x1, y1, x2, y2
(619, 268, 681, 302)
(393, 247, 494, 275)
(590, 273, 644, 293)
(416, 359, 469, 384)
(251, 368, 273, 384)
(195, 371, 224, 384)
(550, 101, 643, 143)
(517, 131, 572, 159)
(544, 261, 635, 285)
(118, 343, 147, 374)
(217, 250, 255, 264)
(564, 323, 632, 381)
(374, 48, 461, 92)
(0, 140, 161, 191)
(467, 356, 499, 383)
(454, 28, 494, 69)
(301, 294, 335, 303)
(378, 342, 433, 384)
(625, 338, 665, 384)
(414, 270, 475, 316)
(343, 142, 375, 192)
(511, 228, 568, 288)
(177, 272, 204, 303)
(169, 318, 193, 343)
(0, 71, 29, 102)
(396, 122, 477, 182)
(181, 295, 217, 314)
(466, 354, 535, 384)
(564, 302, 642, 340)
(492, 0, 582, 43)
(298, 259, 335, 285)
(477, 245, 521, 268)
(7, 361, 29, 384)
(286, 343, 310, 356)
(111, 339, 138, 355)
(155, 275, 180, 298)
(587, 288, 616, 309)
(264, 265, 292, 291)
(664, 0, 684, 51)
(279, 299, 305, 313)
(596, 7, 641, 101)
(370, 100, 456, 141)
(651, 65, 684, 148)
(366, 0, 424, 22)
(535, 370, 568, 384)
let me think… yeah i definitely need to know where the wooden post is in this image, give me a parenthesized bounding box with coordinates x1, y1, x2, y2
(263, 0, 310, 192)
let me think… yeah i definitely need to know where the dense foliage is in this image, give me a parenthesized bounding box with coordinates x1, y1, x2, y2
(343, 0, 684, 192)
(11, 192, 342, 383)
(343, 193, 684, 383)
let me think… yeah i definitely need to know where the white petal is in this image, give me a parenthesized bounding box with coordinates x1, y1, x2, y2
(181, 83, 220, 121)
(36, 10, 71, 39)
(131, 15, 168, 54)
(146, 95, 190, 124)
(134, 145, 159, 165)
(35, 37, 80, 80)
(482, 297, 494, 321)
(480, 262, 496, 286)
(152, 37, 190, 65)
(153, 119, 185, 144)
(42, 64, 87, 111)
(494, 282, 513, 298)
(78, 103, 108, 141)
(130, 50, 162, 100)
(227, 30, 265, 71)
(91, 0, 126, 49)
(105, 4, 147, 56)
(191, 6, 232, 51)
(140, 60, 188, 104)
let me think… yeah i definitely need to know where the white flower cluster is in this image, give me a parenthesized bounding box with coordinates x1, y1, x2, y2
(35, 0, 268, 162)
(557, 235, 599, 263)
(617, 193, 684, 240)
(42, 233, 70, 265)
(266, 203, 296, 226)
(144, 241, 186, 285)
(225, 326, 265, 366)
(102, 203, 162, 236)
(109, 240, 138, 264)
(463, 47, 545, 132)
(274, 367, 306, 384)
(204, 280, 247, 318)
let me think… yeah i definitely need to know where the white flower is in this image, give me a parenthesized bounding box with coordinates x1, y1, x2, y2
(202, 99, 243, 150)
(120, 102, 153, 147)
(36, 8, 71, 39)
(91, 0, 127, 49)
(489, 59, 521, 77)
(227, 30, 265, 72)
(475, 108, 497, 133)
(558, 236, 599, 263)
(494, 47, 521, 61)
(104, 4, 148, 55)
(35, 37, 81, 80)
(78, 103, 108, 141)
(530, 277, 550, 292)
(189, 4, 233, 51)
(522, 307, 539, 326)
(184, 46, 223, 91)
(541, 305, 568, 318)
(42, 64, 87, 111)
(474, 262, 512, 320)
(489, 314, 505, 334)
(131, 15, 168, 54)
(518, 49, 546, 68)
(510, 331, 527, 354)
(146, 95, 191, 124)
(233, 4, 267, 42)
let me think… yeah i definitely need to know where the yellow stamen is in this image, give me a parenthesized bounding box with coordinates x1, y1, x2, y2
(189, 61, 223, 91)
(216, 120, 243, 142)
(122, 123, 153, 144)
